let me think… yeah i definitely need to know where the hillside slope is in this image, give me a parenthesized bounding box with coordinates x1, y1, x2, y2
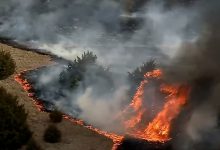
(0, 43, 113, 150)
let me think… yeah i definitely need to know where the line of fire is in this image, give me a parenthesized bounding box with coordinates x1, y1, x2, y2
(14, 66, 191, 150)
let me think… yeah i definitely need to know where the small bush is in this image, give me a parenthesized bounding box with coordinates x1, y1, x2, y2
(49, 110, 63, 123)
(26, 139, 42, 150)
(43, 125, 61, 143)
(0, 87, 32, 149)
(0, 50, 16, 80)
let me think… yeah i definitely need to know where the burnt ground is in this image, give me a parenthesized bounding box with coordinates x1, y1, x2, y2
(0, 43, 113, 150)
(117, 137, 172, 150)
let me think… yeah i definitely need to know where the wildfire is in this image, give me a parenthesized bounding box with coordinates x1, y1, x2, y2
(14, 68, 190, 150)
(144, 69, 163, 78)
(63, 115, 124, 147)
(14, 71, 124, 149)
(14, 71, 45, 111)
(123, 80, 147, 129)
(119, 69, 190, 143)
(141, 85, 190, 141)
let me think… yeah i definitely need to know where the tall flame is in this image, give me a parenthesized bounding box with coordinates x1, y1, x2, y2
(120, 69, 190, 143)
(14, 71, 124, 149)
(15, 69, 190, 150)
(128, 84, 190, 142)
(123, 80, 147, 129)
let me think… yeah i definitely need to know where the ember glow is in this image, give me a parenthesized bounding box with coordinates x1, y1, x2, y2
(14, 71, 45, 111)
(119, 69, 190, 143)
(14, 69, 190, 150)
(14, 71, 124, 149)
(140, 85, 190, 141)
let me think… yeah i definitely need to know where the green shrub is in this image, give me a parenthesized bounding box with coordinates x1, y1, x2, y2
(26, 139, 42, 150)
(49, 110, 63, 123)
(0, 50, 16, 80)
(0, 87, 32, 150)
(43, 125, 61, 143)
(59, 51, 97, 89)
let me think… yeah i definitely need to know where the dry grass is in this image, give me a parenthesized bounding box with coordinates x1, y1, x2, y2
(0, 43, 113, 150)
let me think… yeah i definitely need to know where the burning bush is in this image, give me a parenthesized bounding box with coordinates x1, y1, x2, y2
(128, 59, 156, 85)
(49, 110, 63, 123)
(26, 139, 42, 150)
(43, 125, 61, 143)
(0, 87, 32, 149)
(128, 59, 157, 96)
(0, 49, 15, 80)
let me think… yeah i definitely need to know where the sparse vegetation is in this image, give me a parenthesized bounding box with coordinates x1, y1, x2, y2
(0, 87, 32, 150)
(43, 125, 61, 143)
(0, 49, 15, 80)
(49, 109, 63, 123)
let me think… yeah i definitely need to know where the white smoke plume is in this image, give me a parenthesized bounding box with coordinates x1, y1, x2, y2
(2, 0, 220, 149)
(0, 0, 196, 71)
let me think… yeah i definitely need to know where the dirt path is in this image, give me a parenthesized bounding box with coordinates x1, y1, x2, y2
(0, 43, 113, 150)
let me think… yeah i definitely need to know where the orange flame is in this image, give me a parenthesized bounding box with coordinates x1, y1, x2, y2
(120, 69, 190, 143)
(144, 69, 163, 78)
(140, 85, 190, 142)
(14, 71, 124, 149)
(123, 80, 147, 129)
(14, 69, 190, 150)
(127, 84, 190, 142)
(14, 72, 45, 111)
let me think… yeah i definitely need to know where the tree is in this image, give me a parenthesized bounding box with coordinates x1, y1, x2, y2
(49, 109, 63, 123)
(0, 50, 16, 80)
(43, 125, 61, 143)
(0, 87, 32, 150)
(74, 51, 97, 68)
(59, 51, 97, 89)
(128, 59, 156, 85)
(127, 59, 157, 98)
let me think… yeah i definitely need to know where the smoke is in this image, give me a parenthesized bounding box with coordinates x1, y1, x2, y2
(186, 105, 218, 141)
(0, 0, 196, 72)
(163, 0, 220, 149)
(2, 0, 220, 149)
(0, 0, 194, 129)
(75, 86, 128, 132)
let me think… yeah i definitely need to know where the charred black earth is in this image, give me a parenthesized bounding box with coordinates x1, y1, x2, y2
(117, 137, 172, 150)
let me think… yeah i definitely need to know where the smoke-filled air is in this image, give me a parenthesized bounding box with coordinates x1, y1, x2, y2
(1, 0, 220, 150)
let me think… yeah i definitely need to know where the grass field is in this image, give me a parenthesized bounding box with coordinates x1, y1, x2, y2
(0, 43, 113, 150)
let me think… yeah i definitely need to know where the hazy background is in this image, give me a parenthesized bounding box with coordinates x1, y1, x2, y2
(0, 0, 198, 72)
(1, 0, 220, 149)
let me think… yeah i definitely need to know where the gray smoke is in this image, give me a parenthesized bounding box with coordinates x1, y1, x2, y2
(0, 0, 195, 131)
(2, 0, 220, 149)
(164, 0, 220, 150)
(0, 0, 195, 72)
